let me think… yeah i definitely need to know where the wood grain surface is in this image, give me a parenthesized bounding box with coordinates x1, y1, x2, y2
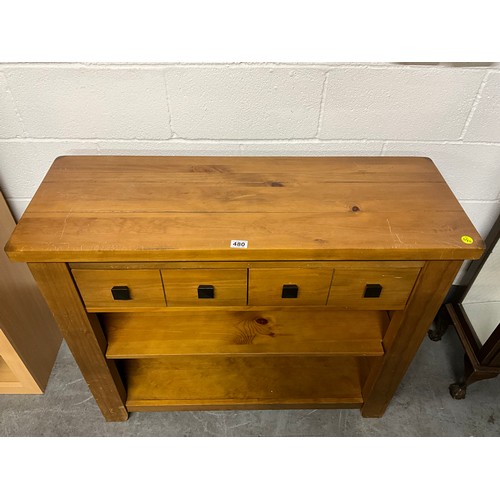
(162, 268, 247, 306)
(104, 309, 387, 358)
(328, 266, 421, 310)
(0, 351, 22, 389)
(248, 267, 333, 306)
(0, 191, 61, 393)
(72, 269, 167, 310)
(5, 156, 484, 262)
(124, 356, 365, 411)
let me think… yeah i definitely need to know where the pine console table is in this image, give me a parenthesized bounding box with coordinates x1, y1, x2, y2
(5, 156, 484, 421)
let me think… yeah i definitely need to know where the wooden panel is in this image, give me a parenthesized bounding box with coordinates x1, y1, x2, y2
(0, 354, 18, 384)
(361, 260, 463, 417)
(7, 212, 484, 263)
(6, 156, 484, 263)
(39, 155, 448, 184)
(124, 356, 364, 411)
(72, 269, 166, 311)
(30, 181, 463, 214)
(0, 329, 42, 393)
(28, 263, 128, 421)
(71, 260, 426, 270)
(328, 266, 421, 310)
(248, 268, 333, 306)
(162, 269, 247, 306)
(104, 309, 387, 358)
(0, 191, 61, 394)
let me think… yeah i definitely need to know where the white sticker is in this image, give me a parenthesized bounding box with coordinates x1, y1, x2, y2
(230, 240, 248, 249)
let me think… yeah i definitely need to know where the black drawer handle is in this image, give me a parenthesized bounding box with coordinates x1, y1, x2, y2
(364, 284, 383, 298)
(111, 286, 131, 300)
(198, 285, 215, 299)
(282, 284, 299, 299)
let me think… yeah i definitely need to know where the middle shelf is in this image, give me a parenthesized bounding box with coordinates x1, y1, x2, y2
(103, 309, 388, 358)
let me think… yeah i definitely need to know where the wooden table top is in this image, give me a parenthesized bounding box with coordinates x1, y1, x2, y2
(5, 156, 484, 262)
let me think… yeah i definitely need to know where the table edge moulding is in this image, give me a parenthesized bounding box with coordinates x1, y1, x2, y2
(5, 156, 484, 421)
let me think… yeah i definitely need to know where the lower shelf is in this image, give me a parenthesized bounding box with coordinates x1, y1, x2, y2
(122, 356, 365, 411)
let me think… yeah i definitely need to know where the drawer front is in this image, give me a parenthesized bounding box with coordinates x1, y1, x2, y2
(161, 269, 247, 306)
(327, 266, 421, 310)
(248, 268, 333, 306)
(72, 269, 166, 310)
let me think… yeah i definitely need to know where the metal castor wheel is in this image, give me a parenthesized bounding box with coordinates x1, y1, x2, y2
(449, 383, 467, 399)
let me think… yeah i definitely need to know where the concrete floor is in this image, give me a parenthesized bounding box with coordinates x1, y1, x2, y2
(1, 326, 499, 436)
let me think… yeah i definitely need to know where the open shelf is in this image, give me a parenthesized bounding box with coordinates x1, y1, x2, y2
(104, 309, 387, 358)
(123, 356, 365, 411)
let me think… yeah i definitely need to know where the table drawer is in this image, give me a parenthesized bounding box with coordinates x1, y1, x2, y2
(327, 266, 421, 310)
(72, 269, 166, 310)
(248, 268, 333, 306)
(161, 269, 247, 306)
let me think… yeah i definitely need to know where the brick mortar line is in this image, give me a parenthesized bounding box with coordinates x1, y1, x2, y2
(315, 72, 329, 138)
(0, 63, 496, 71)
(162, 72, 176, 139)
(461, 200, 500, 204)
(1, 138, 500, 146)
(0, 138, 384, 143)
(1, 71, 27, 138)
(0, 63, 385, 70)
(459, 71, 491, 140)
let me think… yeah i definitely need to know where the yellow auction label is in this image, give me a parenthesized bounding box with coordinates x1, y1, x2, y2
(461, 235, 474, 245)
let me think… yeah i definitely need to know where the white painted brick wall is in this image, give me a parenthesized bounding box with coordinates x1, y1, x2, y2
(4, 67, 171, 139)
(320, 67, 485, 141)
(1, 62, 499, 285)
(463, 72, 500, 142)
(165, 67, 325, 139)
(0, 72, 24, 138)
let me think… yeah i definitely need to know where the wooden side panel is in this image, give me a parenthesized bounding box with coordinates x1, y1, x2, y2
(0, 192, 62, 393)
(28, 263, 128, 421)
(361, 260, 463, 417)
(0, 329, 41, 393)
(0, 353, 17, 383)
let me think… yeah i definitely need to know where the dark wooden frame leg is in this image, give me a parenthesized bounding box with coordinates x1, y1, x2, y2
(428, 305, 451, 342)
(449, 354, 499, 399)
